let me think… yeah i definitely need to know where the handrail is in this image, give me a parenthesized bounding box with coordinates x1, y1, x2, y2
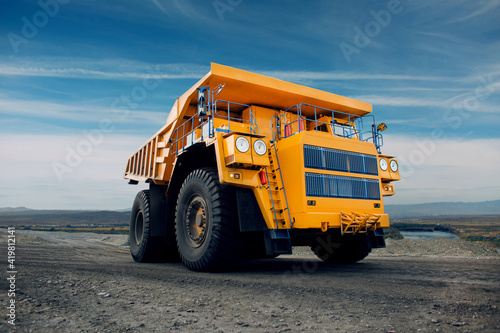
(170, 96, 260, 156)
(275, 102, 383, 151)
(264, 166, 279, 229)
(271, 142, 293, 229)
(212, 99, 258, 135)
(170, 115, 210, 156)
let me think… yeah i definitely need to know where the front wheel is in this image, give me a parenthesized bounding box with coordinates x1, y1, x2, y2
(175, 168, 239, 271)
(311, 233, 372, 263)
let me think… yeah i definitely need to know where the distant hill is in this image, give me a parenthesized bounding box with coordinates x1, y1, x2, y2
(385, 199, 500, 218)
(0, 207, 32, 213)
(1, 199, 500, 226)
(0, 210, 130, 226)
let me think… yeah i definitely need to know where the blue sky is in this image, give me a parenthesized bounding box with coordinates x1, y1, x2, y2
(1, 0, 499, 209)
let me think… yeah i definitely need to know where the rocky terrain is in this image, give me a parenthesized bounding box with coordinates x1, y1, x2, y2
(0, 230, 498, 332)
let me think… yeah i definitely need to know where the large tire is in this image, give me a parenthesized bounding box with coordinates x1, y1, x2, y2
(129, 190, 163, 262)
(311, 233, 372, 264)
(175, 168, 239, 271)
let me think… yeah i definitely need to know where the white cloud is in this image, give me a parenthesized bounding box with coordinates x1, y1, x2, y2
(444, 1, 500, 24)
(382, 134, 500, 204)
(0, 133, 150, 209)
(0, 98, 167, 125)
(0, 57, 208, 80)
(3, 58, 499, 100)
(259, 70, 447, 82)
(350, 95, 448, 108)
(151, 0, 205, 20)
(351, 88, 500, 113)
(0, 56, 469, 82)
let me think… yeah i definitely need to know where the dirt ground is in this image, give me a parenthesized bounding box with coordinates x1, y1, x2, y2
(1, 230, 499, 333)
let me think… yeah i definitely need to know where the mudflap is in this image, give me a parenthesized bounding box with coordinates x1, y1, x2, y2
(264, 229, 292, 255)
(369, 228, 386, 249)
(235, 187, 293, 256)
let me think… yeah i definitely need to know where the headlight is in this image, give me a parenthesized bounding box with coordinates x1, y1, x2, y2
(379, 158, 388, 171)
(253, 139, 267, 156)
(235, 136, 250, 153)
(390, 160, 398, 172)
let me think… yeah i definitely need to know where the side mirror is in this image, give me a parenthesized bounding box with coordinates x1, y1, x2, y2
(197, 87, 209, 117)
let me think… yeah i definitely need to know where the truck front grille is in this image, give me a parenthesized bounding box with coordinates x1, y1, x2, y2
(305, 173, 380, 200)
(304, 145, 378, 175)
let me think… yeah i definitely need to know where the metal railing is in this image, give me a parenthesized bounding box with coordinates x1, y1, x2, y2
(170, 116, 212, 156)
(212, 99, 259, 135)
(276, 103, 383, 152)
(170, 90, 260, 156)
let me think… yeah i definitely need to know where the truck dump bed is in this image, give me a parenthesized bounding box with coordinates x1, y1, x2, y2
(124, 63, 372, 184)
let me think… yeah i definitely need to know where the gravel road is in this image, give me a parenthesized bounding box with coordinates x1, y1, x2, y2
(1, 230, 499, 332)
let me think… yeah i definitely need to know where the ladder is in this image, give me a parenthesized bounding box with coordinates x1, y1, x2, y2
(264, 142, 292, 230)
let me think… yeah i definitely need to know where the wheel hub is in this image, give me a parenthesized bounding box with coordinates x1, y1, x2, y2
(185, 196, 207, 247)
(134, 211, 144, 246)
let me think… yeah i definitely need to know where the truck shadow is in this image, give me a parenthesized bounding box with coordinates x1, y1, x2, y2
(228, 256, 383, 275)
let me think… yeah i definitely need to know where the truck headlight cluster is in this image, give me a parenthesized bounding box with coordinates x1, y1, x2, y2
(235, 136, 250, 153)
(253, 139, 267, 156)
(379, 158, 388, 171)
(390, 160, 398, 172)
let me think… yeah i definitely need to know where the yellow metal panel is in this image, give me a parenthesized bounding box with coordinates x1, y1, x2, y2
(379, 155, 401, 181)
(251, 137, 270, 166)
(223, 133, 252, 166)
(208, 63, 372, 117)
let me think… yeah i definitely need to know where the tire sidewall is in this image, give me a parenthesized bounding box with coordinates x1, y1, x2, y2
(176, 175, 216, 263)
(129, 191, 150, 260)
(313, 233, 372, 263)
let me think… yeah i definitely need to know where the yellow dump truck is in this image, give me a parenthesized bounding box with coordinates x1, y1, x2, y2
(124, 63, 400, 271)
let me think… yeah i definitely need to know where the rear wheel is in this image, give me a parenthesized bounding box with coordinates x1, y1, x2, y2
(129, 190, 166, 262)
(311, 233, 372, 263)
(175, 168, 239, 271)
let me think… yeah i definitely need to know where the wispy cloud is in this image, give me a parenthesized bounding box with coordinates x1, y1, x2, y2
(0, 97, 167, 125)
(444, 1, 500, 24)
(350, 95, 448, 108)
(0, 57, 208, 80)
(382, 134, 500, 204)
(151, 0, 205, 20)
(0, 133, 150, 209)
(352, 89, 500, 113)
(2, 59, 447, 82)
(3, 57, 499, 91)
(259, 70, 448, 82)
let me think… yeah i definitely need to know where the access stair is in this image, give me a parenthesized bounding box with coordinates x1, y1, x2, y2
(261, 142, 293, 254)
